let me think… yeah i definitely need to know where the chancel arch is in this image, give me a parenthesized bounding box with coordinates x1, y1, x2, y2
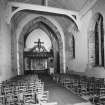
(88, 13, 104, 67)
(70, 34, 75, 58)
(8, 2, 79, 29)
(17, 16, 64, 75)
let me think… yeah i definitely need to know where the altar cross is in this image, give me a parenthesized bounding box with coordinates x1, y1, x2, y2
(34, 38, 44, 52)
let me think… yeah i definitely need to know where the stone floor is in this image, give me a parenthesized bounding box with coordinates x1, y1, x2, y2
(38, 74, 91, 105)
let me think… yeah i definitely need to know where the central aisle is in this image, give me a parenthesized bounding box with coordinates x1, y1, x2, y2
(38, 74, 90, 105)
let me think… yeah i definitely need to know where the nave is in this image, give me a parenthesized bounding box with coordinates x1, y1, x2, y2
(0, 0, 105, 105)
(0, 73, 91, 105)
(38, 74, 88, 105)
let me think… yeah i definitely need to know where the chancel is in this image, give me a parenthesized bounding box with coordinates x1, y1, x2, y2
(0, 0, 105, 105)
(24, 38, 53, 74)
(34, 39, 44, 52)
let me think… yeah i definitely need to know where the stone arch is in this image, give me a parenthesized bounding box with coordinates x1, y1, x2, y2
(18, 16, 64, 74)
(9, 5, 79, 29)
(88, 12, 104, 67)
(23, 22, 54, 48)
(24, 22, 59, 73)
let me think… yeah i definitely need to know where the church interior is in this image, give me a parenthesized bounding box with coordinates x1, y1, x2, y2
(0, 0, 105, 105)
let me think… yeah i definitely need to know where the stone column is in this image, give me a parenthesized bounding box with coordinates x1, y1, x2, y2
(0, 0, 15, 82)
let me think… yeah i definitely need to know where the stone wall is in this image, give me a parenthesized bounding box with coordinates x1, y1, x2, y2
(88, 30, 95, 66)
(0, 0, 17, 82)
(85, 0, 105, 78)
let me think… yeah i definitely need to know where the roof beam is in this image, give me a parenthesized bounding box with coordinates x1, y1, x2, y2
(7, 2, 80, 29)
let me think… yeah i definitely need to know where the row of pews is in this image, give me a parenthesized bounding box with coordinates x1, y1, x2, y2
(52, 73, 105, 105)
(0, 74, 50, 105)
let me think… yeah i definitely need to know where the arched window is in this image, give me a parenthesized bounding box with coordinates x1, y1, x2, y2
(72, 35, 75, 58)
(94, 13, 104, 66)
(69, 35, 75, 58)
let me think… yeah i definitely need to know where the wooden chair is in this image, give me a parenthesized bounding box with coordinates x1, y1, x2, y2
(39, 91, 49, 103)
(0, 95, 5, 105)
(23, 92, 36, 104)
(5, 93, 15, 105)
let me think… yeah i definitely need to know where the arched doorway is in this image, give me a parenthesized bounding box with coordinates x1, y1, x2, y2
(18, 16, 63, 74)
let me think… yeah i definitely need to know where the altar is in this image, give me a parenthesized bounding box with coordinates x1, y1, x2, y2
(24, 39, 53, 74)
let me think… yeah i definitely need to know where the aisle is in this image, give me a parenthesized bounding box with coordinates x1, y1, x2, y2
(38, 74, 90, 105)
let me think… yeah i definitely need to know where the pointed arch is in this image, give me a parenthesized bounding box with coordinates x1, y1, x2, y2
(94, 13, 104, 66)
(88, 13, 104, 67)
(17, 16, 65, 74)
